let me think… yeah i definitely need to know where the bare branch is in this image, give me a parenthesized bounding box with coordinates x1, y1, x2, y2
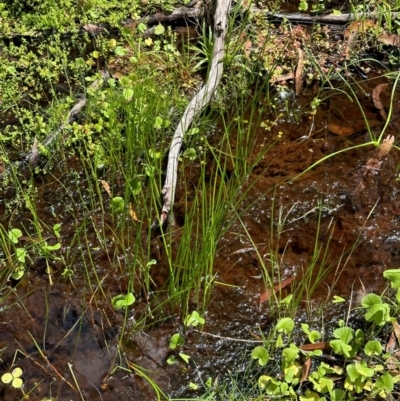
(159, 0, 232, 225)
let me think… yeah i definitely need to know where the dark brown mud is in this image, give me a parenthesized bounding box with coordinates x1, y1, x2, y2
(1, 67, 400, 401)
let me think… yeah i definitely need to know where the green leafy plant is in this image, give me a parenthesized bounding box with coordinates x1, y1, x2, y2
(184, 311, 205, 327)
(251, 270, 400, 400)
(361, 293, 392, 326)
(1, 367, 24, 389)
(111, 293, 135, 310)
(166, 311, 205, 365)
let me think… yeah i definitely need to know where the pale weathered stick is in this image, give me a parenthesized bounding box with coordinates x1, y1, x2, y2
(0, 70, 109, 179)
(159, 0, 232, 225)
(25, 69, 110, 168)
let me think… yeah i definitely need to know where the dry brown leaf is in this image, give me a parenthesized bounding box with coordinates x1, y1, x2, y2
(387, 330, 397, 352)
(342, 20, 377, 59)
(300, 358, 311, 385)
(344, 20, 377, 39)
(327, 123, 356, 137)
(129, 203, 141, 222)
(100, 180, 111, 197)
(247, 330, 263, 341)
(377, 135, 394, 158)
(83, 24, 107, 34)
(363, 156, 382, 175)
(300, 342, 331, 351)
(378, 32, 400, 47)
(295, 48, 304, 95)
(110, 70, 124, 79)
(372, 83, 389, 119)
(260, 277, 294, 304)
(244, 39, 252, 59)
(386, 355, 400, 372)
(270, 72, 295, 84)
(393, 321, 400, 344)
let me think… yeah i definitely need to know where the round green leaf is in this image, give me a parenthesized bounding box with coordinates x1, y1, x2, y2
(251, 346, 269, 366)
(166, 355, 178, 365)
(11, 377, 23, 389)
(364, 340, 382, 356)
(9, 229, 22, 244)
(154, 24, 165, 35)
(298, 1, 308, 11)
(282, 345, 299, 364)
(114, 46, 127, 56)
(333, 327, 354, 344)
(258, 375, 271, 390)
(184, 311, 205, 327)
(11, 270, 25, 280)
(111, 293, 135, 310)
(123, 88, 134, 102)
(354, 361, 374, 378)
(364, 303, 391, 326)
(111, 197, 125, 213)
(383, 269, 400, 289)
(276, 317, 294, 334)
(11, 367, 23, 378)
(329, 339, 352, 358)
(375, 372, 394, 392)
(361, 293, 382, 308)
(16, 248, 27, 263)
(130, 178, 141, 195)
(309, 330, 321, 343)
(169, 333, 185, 350)
(1, 373, 13, 384)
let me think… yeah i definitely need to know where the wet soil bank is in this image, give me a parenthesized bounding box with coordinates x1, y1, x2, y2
(1, 66, 400, 401)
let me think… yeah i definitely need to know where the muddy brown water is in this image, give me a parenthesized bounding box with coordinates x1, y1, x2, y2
(1, 75, 400, 400)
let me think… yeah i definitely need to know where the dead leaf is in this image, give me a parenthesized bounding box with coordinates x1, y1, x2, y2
(393, 321, 400, 344)
(270, 72, 295, 84)
(83, 24, 107, 34)
(110, 69, 124, 80)
(247, 329, 262, 341)
(129, 203, 141, 222)
(344, 20, 377, 39)
(327, 123, 356, 137)
(28, 137, 40, 167)
(376, 135, 394, 158)
(100, 180, 111, 197)
(295, 48, 304, 95)
(363, 156, 382, 175)
(342, 20, 377, 59)
(372, 83, 389, 119)
(260, 277, 293, 304)
(378, 32, 400, 47)
(244, 40, 252, 59)
(387, 330, 397, 352)
(300, 342, 331, 351)
(300, 358, 311, 385)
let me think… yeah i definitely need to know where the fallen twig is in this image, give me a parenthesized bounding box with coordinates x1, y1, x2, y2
(263, 10, 400, 25)
(159, 0, 231, 225)
(26, 70, 109, 169)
